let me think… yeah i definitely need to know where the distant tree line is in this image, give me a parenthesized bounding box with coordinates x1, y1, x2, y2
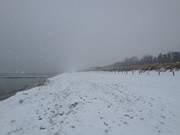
(91, 52, 180, 72)
(120, 52, 180, 66)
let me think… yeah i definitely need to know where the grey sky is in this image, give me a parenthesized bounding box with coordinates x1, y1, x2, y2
(0, 0, 180, 73)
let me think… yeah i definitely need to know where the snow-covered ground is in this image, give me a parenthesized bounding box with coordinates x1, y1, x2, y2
(0, 71, 180, 135)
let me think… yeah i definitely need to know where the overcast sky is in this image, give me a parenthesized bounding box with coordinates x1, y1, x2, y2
(0, 0, 180, 73)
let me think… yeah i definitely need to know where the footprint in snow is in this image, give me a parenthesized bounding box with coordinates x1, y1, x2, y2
(59, 112, 64, 116)
(160, 115, 166, 119)
(38, 116, 42, 120)
(69, 102, 78, 109)
(159, 121, 165, 125)
(18, 99, 24, 104)
(123, 121, 128, 125)
(139, 117, 144, 121)
(124, 114, 134, 119)
(40, 127, 46, 130)
(104, 122, 108, 126)
(70, 125, 75, 128)
(10, 120, 16, 123)
(104, 129, 109, 133)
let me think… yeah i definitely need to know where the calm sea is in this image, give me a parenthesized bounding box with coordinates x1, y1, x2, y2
(0, 74, 56, 100)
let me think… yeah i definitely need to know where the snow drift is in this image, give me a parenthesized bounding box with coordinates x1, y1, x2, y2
(0, 71, 180, 135)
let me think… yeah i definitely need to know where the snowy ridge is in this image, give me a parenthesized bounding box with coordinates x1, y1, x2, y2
(0, 71, 180, 135)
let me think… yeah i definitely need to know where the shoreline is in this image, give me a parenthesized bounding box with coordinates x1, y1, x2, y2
(0, 78, 47, 101)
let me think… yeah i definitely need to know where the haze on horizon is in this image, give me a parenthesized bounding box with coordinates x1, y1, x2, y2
(0, 0, 180, 73)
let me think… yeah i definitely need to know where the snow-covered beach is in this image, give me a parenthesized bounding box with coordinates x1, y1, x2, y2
(0, 71, 180, 135)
